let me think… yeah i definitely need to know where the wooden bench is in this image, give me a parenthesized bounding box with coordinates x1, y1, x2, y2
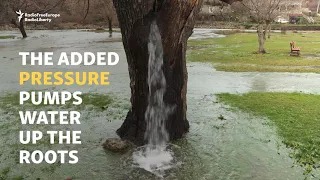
(290, 41, 300, 56)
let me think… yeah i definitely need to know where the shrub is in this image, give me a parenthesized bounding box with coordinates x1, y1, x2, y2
(243, 23, 253, 29)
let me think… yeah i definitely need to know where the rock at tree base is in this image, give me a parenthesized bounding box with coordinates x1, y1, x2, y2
(102, 138, 130, 153)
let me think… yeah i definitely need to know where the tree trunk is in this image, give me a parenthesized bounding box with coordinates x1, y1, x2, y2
(107, 16, 112, 37)
(268, 24, 271, 39)
(113, 0, 238, 145)
(263, 26, 266, 40)
(113, 0, 202, 145)
(19, 18, 27, 38)
(264, 22, 271, 40)
(257, 24, 266, 53)
(11, 16, 27, 38)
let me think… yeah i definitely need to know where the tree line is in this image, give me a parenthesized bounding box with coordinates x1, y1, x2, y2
(0, 0, 116, 38)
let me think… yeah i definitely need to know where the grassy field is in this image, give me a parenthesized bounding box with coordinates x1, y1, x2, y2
(217, 92, 320, 174)
(0, 92, 119, 112)
(0, 91, 130, 179)
(0, 35, 15, 39)
(187, 32, 320, 73)
(81, 29, 121, 33)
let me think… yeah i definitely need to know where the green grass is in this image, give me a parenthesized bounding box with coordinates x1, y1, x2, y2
(0, 91, 130, 179)
(240, 23, 320, 28)
(216, 65, 320, 73)
(217, 92, 320, 174)
(187, 32, 320, 73)
(272, 23, 320, 27)
(81, 29, 121, 33)
(0, 35, 15, 39)
(0, 167, 10, 180)
(0, 91, 113, 112)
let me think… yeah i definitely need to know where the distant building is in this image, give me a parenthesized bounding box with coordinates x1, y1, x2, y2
(278, 0, 316, 23)
(199, 0, 317, 23)
(288, 14, 304, 24)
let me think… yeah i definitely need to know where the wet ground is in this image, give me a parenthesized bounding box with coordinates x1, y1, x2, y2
(0, 29, 319, 179)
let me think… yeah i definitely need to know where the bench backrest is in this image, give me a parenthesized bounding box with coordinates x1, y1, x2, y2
(290, 41, 295, 48)
(290, 41, 295, 50)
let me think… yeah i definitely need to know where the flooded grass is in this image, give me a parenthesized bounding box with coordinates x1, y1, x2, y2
(1, 29, 319, 179)
(0, 35, 15, 39)
(187, 32, 320, 73)
(81, 29, 121, 33)
(0, 91, 114, 112)
(0, 91, 131, 179)
(217, 92, 320, 174)
(216, 65, 320, 73)
(0, 167, 10, 180)
(214, 30, 243, 35)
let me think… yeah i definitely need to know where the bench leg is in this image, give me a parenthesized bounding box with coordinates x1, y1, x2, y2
(290, 51, 300, 56)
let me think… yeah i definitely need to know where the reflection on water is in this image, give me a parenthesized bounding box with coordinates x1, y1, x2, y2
(251, 74, 268, 92)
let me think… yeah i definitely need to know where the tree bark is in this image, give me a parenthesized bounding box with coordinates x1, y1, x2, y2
(268, 24, 271, 39)
(19, 18, 27, 38)
(264, 21, 271, 39)
(113, 0, 202, 145)
(107, 16, 112, 37)
(257, 24, 266, 53)
(263, 25, 266, 40)
(113, 0, 238, 145)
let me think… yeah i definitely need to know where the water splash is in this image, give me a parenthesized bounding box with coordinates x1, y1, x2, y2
(132, 20, 175, 177)
(132, 145, 175, 177)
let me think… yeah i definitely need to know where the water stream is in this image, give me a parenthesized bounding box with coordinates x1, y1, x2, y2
(145, 20, 169, 147)
(132, 20, 175, 178)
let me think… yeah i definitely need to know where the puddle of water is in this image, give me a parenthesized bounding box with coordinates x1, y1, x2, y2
(0, 29, 319, 179)
(188, 62, 320, 95)
(189, 28, 226, 40)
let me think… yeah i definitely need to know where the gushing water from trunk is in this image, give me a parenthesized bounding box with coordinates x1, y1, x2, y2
(145, 20, 169, 147)
(132, 20, 175, 177)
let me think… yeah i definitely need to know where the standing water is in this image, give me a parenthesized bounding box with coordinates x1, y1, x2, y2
(132, 20, 176, 177)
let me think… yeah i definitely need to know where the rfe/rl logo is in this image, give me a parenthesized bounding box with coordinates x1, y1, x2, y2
(16, 10, 24, 22)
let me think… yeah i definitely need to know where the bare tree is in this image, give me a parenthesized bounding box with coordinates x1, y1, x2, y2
(1, 0, 65, 38)
(264, 1, 282, 40)
(96, 0, 116, 36)
(240, 0, 282, 53)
